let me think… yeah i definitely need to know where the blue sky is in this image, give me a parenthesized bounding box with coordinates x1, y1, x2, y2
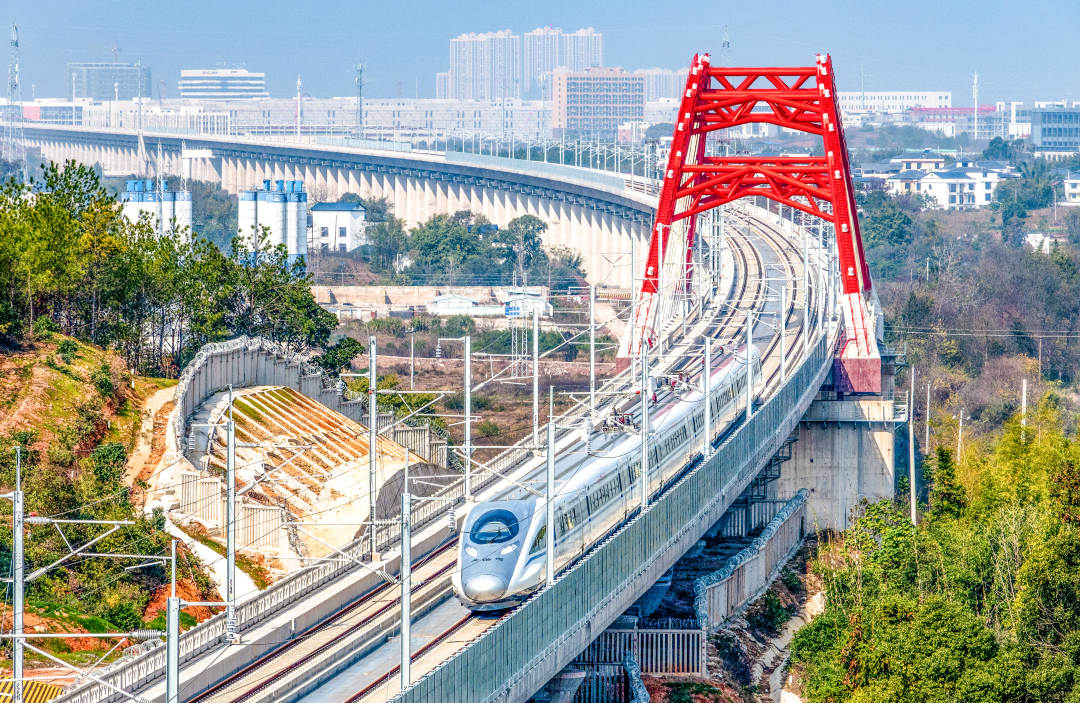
(4, 0, 1076, 103)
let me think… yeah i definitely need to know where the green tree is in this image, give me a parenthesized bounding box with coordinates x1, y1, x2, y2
(858, 190, 915, 248)
(928, 446, 966, 520)
(188, 179, 239, 251)
(315, 336, 366, 377)
(494, 215, 547, 285)
(368, 216, 408, 273)
(983, 137, 1013, 161)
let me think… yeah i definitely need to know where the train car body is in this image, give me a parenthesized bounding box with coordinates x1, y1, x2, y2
(453, 345, 761, 611)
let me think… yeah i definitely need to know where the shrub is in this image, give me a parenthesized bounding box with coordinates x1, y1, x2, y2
(32, 316, 57, 339)
(57, 339, 78, 363)
(90, 442, 127, 486)
(477, 420, 501, 438)
(746, 589, 794, 637)
(781, 568, 803, 594)
(91, 363, 115, 398)
(106, 602, 142, 631)
(46, 445, 74, 468)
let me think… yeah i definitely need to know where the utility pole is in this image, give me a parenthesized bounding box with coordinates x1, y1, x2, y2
(399, 487, 411, 691)
(546, 395, 556, 586)
(745, 313, 753, 423)
(354, 63, 364, 140)
(1021, 378, 1028, 441)
(369, 336, 378, 558)
(909, 381, 917, 526)
(166, 539, 179, 703)
(225, 388, 237, 641)
(925, 380, 931, 447)
(779, 282, 787, 381)
(802, 229, 809, 358)
(532, 309, 540, 451)
(295, 75, 302, 141)
(13, 446, 23, 703)
(588, 285, 596, 422)
(702, 337, 711, 458)
(640, 346, 649, 511)
(409, 329, 415, 390)
(464, 335, 472, 501)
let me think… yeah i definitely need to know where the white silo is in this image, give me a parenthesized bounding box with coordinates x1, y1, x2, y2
(238, 179, 306, 261)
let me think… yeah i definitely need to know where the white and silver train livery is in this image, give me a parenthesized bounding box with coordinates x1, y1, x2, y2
(453, 345, 761, 611)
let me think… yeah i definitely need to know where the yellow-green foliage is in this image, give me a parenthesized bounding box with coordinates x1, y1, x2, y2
(792, 394, 1080, 702)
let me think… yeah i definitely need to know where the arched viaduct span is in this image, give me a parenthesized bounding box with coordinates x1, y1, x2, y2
(19, 125, 653, 288)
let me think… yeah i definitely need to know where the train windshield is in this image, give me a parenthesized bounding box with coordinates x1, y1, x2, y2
(470, 509, 519, 544)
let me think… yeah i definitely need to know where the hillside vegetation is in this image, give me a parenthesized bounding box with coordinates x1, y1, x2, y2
(0, 333, 210, 668)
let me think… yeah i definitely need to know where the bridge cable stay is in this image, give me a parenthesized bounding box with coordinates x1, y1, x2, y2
(621, 52, 881, 392)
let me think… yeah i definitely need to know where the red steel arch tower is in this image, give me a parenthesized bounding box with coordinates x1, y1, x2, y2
(623, 52, 880, 391)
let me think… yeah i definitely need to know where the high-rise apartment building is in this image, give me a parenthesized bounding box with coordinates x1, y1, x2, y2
(561, 28, 603, 73)
(67, 62, 151, 101)
(178, 69, 269, 99)
(634, 68, 685, 101)
(449, 31, 521, 100)
(523, 27, 561, 97)
(435, 72, 450, 99)
(522, 27, 604, 99)
(551, 67, 644, 139)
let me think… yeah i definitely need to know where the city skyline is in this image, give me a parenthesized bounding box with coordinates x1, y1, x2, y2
(3, 0, 1077, 104)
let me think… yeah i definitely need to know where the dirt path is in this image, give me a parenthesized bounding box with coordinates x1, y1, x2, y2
(124, 385, 176, 489)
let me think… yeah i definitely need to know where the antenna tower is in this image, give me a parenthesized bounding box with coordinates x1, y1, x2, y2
(972, 71, 979, 143)
(5, 23, 26, 177)
(354, 63, 364, 140)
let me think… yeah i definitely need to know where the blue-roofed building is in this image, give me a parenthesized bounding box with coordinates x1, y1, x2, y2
(310, 201, 368, 253)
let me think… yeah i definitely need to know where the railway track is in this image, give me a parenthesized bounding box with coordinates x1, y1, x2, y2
(185, 215, 819, 703)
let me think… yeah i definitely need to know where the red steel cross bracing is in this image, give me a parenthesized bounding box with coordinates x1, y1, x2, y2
(628, 53, 878, 384)
(641, 53, 870, 298)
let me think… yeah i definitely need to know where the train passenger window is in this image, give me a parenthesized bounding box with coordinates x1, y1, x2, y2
(470, 509, 519, 544)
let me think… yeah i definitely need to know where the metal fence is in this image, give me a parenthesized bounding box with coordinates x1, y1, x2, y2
(695, 489, 809, 629)
(391, 331, 833, 703)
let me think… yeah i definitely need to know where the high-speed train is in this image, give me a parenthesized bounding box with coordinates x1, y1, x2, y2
(452, 344, 761, 611)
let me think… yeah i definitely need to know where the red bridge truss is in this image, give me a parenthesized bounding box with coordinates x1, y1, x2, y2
(624, 53, 881, 392)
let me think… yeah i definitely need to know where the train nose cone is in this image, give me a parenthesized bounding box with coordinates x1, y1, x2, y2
(462, 574, 506, 602)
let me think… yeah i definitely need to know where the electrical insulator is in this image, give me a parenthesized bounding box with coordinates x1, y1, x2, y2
(129, 629, 164, 641)
(448, 507, 457, 532)
(435, 343, 443, 359)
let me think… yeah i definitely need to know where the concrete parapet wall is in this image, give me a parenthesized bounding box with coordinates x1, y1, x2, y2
(694, 489, 809, 630)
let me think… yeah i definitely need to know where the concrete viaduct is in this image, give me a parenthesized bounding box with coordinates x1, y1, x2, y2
(20, 125, 653, 289)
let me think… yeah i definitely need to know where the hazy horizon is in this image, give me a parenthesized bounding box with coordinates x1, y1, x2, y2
(4, 0, 1075, 104)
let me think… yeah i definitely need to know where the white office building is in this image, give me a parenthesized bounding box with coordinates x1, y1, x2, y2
(239, 179, 308, 261)
(179, 69, 269, 99)
(838, 91, 951, 115)
(310, 201, 367, 253)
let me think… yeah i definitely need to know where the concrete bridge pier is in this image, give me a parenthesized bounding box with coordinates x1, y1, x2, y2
(777, 358, 901, 531)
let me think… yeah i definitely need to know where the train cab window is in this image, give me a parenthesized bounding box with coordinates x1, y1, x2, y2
(530, 525, 547, 553)
(470, 509, 519, 544)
